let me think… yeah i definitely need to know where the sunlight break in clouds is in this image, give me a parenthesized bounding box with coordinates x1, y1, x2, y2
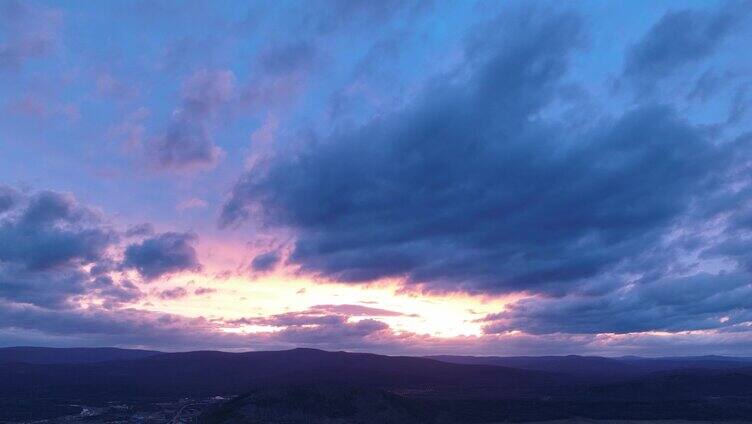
(142, 272, 517, 338)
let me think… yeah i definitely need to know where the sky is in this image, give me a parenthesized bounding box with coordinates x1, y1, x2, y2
(1, 0, 752, 356)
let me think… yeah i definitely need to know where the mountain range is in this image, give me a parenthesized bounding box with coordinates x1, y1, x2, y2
(3, 347, 752, 422)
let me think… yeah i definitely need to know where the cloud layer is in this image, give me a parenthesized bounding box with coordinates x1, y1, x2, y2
(3, 1, 752, 355)
(222, 7, 740, 299)
(217, 2, 752, 350)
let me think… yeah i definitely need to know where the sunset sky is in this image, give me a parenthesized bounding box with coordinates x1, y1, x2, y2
(2, 0, 752, 356)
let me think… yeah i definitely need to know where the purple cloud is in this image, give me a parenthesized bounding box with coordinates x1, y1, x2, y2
(123, 232, 201, 280)
(0, 187, 120, 308)
(4, 1, 752, 356)
(125, 223, 155, 238)
(221, 9, 727, 298)
(146, 69, 234, 172)
(157, 286, 189, 300)
(193, 287, 216, 296)
(0, 189, 115, 272)
(250, 251, 280, 272)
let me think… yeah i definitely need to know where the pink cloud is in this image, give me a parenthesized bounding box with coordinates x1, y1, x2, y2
(176, 198, 208, 211)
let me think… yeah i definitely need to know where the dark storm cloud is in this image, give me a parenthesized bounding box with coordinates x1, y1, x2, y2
(146, 69, 233, 171)
(0, 264, 88, 309)
(706, 237, 752, 272)
(0, 258, 137, 311)
(22, 190, 76, 222)
(250, 250, 280, 272)
(0, 188, 120, 308)
(222, 9, 728, 295)
(0, 190, 115, 271)
(482, 273, 752, 335)
(123, 231, 201, 280)
(624, 2, 750, 81)
(703, 195, 752, 271)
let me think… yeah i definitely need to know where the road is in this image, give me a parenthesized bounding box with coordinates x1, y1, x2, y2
(171, 402, 194, 424)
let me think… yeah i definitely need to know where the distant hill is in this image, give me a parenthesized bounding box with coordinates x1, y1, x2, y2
(428, 355, 633, 379)
(3, 347, 752, 422)
(617, 355, 752, 373)
(0, 346, 161, 364)
(0, 348, 561, 399)
(429, 354, 752, 381)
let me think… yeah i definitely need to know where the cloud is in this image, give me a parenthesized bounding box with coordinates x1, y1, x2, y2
(482, 272, 752, 335)
(234, 311, 346, 327)
(125, 223, 155, 237)
(0, 187, 121, 308)
(0, 301, 248, 351)
(228, 306, 391, 348)
(230, 304, 407, 328)
(146, 69, 233, 172)
(5, 2, 752, 355)
(221, 8, 730, 297)
(219, 303, 421, 350)
(157, 286, 188, 300)
(194, 287, 216, 296)
(2, 294, 752, 355)
(0, 185, 19, 214)
(250, 251, 280, 272)
(0, 190, 115, 272)
(0, 1, 61, 69)
(123, 231, 201, 280)
(6, 94, 80, 122)
(0, 298, 393, 352)
(623, 2, 750, 81)
(89, 276, 143, 307)
(240, 42, 319, 113)
(274, 318, 388, 346)
(0, 186, 211, 349)
(257, 41, 319, 75)
(310, 304, 413, 317)
(176, 198, 208, 211)
(0, 264, 88, 309)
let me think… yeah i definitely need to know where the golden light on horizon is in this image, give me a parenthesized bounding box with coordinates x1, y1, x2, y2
(136, 271, 522, 338)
